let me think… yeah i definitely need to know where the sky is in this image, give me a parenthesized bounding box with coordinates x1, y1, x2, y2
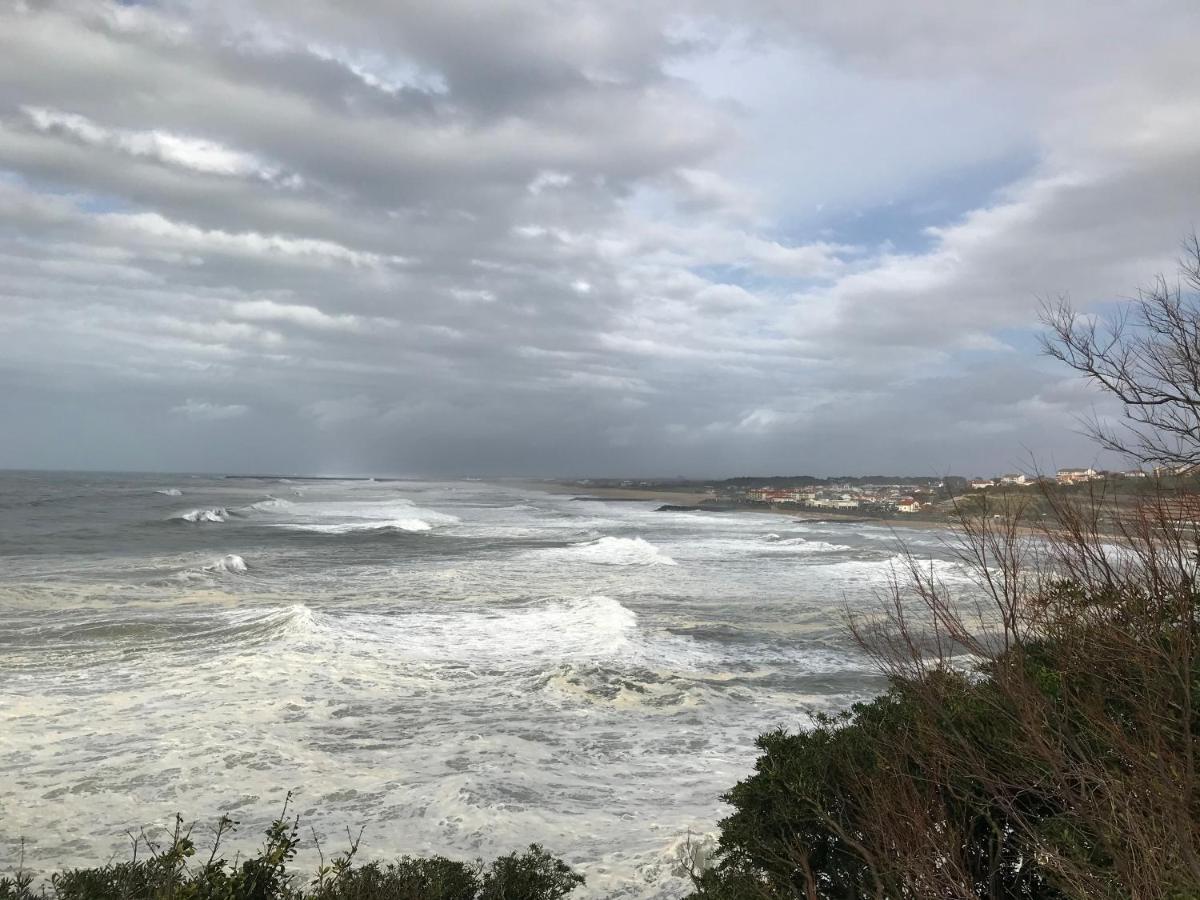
(1, 1, 1198, 478)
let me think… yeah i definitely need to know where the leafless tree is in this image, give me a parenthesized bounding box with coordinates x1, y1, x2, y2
(1041, 233, 1200, 471)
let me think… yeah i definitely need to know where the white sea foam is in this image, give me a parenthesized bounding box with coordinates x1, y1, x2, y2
(811, 553, 975, 585)
(273, 518, 433, 534)
(768, 538, 853, 553)
(209, 554, 247, 574)
(245, 498, 293, 512)
(174, 507, 229, 523)
(248, 497, 458, 534)
(172, 554, 250, 583)
(278, 596, 642, 662)
(541, 664, 707, 710)
(536, 536, 678, 566)
(665, 532, 856, 563)
(155, 488, 182, 496)
(199, 598, 852, 677)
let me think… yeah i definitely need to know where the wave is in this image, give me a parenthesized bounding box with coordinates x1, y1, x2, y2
(242, 497, 458, 534)
(271, 518, 433, 534)
(766, 537, 853, 553)
(4, 601, 296, 652)
(175, 553, 249, 582)
(244, 497, 293, 512)
(537, 536, 678, 567)
(173, 507, 229, 524)
(239, 596, 651, 665)
(202, 598, 836, 675)
(155, 488, 183, 496)
(18, 598, 650, 664)
(811, 553, 976, 585)
(541, 663, 708, 710)
(209, 553, 247, 574)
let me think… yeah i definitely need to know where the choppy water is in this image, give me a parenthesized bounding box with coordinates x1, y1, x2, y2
(0, 472, 969, 897)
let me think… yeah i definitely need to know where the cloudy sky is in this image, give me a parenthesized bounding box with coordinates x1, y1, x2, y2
(1, 1, 1198, 477)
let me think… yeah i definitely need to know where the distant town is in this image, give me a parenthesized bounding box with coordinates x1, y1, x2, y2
(553, 464, 1200, 524)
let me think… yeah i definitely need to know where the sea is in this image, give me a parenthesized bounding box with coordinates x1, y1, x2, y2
(0, 471, 971, 897)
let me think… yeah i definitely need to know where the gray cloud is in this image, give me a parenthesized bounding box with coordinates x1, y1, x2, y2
(0, 0, 1196, 476)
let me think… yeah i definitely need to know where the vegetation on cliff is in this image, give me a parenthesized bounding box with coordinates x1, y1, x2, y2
(0, 803, 583, 900)
(687, 239, 1200, 899)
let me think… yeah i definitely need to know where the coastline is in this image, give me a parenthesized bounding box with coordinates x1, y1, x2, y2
(523, 482, 965, 534)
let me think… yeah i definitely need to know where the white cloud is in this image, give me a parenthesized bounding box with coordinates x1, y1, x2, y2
(0, 0, 1195, 475)
(21, 106, 289, 182)
(103, 212, 404, 268)
(230, 299, 365, 331)
(305, 42, 449, 96)
(528, 170, 573, 194)
(171, 399, 250, 421)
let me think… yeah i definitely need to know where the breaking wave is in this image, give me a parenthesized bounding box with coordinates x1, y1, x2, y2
(111, 596, 667, 667)
(20, 597, 645, 662)
(154, 488, 182, 496)
(173, 507, 229, 524)
(245, 497, 459, 535)
(209, 554, 247, 574)
(766, 537, 853, 553)
(812, 554, 977, 585)
(540, 663, 709, 710)
(174, 553, 249, 582)
(536, 536, 678, 566)
(289, 596, 642, 662)
(245, 498, 293, 512)
(272, 518, 434, 534)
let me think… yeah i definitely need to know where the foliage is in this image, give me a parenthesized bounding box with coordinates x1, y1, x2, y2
(0, 801, 582, 900)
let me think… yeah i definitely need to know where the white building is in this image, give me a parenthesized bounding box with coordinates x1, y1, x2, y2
(1057, 467, 1099, 485)
(808, 497, 860, 510)
(1152, 463, 1200, 477)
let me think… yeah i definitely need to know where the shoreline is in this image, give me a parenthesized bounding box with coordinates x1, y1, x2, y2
(522, 482, 1089, 544)
(523, 482, 1068, 541)
(523, 482, 965, 534)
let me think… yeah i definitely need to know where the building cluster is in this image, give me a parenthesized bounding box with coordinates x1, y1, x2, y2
(1151, 463, 1200, 478)
(1055, 467, 1104, 485)
(723, 463, 1174, 516)
(733, 484, 932, 514)
(967, 468, 1152, 488)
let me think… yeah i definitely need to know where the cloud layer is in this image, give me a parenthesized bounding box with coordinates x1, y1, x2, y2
(1, 1, 1198, 476)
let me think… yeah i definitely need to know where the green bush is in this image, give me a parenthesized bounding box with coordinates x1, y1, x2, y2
(0, 805, 582, 900)
(687, 680, 1064, 899)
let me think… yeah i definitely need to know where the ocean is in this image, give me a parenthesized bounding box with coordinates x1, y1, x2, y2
(0, 471, 969, 897)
